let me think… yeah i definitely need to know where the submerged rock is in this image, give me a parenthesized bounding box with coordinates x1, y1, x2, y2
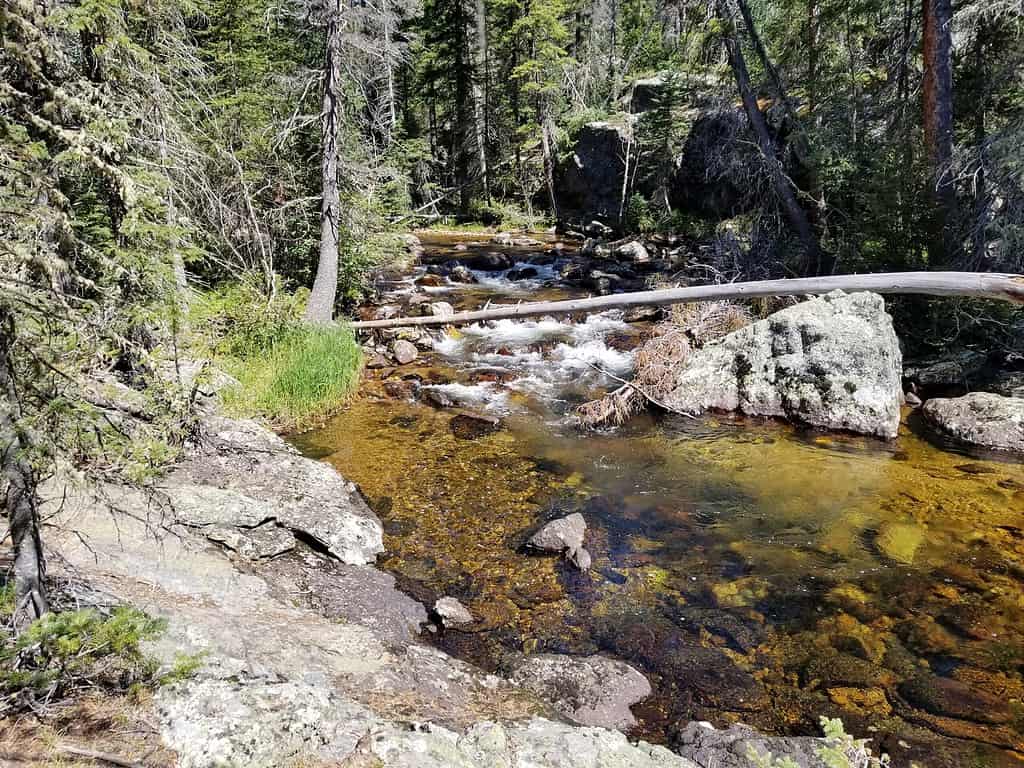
(468, 251, 514, 271)
(654, 291, 903, 439)
(899, 674, 1013, 725)
(922, 392, 1024, 452)
(511, 654, 653, 730)
(528, 513, 591, 572)
(875, 520, 925, 564)
(507, 266, 541, 280)
(449, 411, 501, 440)
(435, 596, 474, 628)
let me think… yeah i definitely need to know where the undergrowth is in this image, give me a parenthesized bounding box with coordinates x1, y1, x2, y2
(0, 594, 199, 718)
(191, 277, 362, 431)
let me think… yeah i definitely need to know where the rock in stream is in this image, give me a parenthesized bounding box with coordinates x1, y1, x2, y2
(653, 290, 903, 439)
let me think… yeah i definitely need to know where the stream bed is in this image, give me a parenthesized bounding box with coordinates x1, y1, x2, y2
(293, 233, 1024, 768)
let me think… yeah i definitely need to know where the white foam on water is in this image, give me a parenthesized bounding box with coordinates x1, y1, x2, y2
(469, 260, 560, 291)
(549, 339, 634, 376)
(429, 311, 634, 397)
(420, 382, 511, 413)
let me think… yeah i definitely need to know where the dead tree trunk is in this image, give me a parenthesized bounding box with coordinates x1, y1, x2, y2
(472, 0, 490, 203)
(922, 0, 957, 263)
(305, 0, 344, 325)
(540, 115, 560, 220)
(716, 0, 823, 275)
(0, 311, 48, 629)
(351, 272, 1024, 329)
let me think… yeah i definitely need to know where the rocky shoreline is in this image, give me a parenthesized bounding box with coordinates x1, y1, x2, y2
(43, 407, 841, 767)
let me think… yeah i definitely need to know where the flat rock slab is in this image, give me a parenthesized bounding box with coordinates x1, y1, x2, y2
(659, 291, 903, 439)
(511, 654, 652, 730)
(362, 718, 699, 768)
(164, 416, 384, 564)
(675, 722, 828, 768)
(922, 392, 1024, 452)
(159, 679, 377, 768)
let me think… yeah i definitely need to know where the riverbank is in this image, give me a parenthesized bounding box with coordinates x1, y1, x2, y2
(23, 407, 852, 767)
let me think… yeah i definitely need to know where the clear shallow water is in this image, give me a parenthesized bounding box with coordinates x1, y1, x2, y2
(295, 233, 1024, 768)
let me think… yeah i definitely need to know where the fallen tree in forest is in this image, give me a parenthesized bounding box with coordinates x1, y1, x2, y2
(351, 272, 1024, 330)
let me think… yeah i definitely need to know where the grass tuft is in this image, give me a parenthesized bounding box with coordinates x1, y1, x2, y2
(222, 324, 362, 432)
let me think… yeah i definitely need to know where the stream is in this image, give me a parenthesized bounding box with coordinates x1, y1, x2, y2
(293, 232, 1024, 768)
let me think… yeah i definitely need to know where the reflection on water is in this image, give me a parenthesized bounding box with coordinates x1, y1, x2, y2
(294, 233, 1024, 768)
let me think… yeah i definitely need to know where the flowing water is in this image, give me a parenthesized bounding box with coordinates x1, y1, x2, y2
(294, 233, 1024, 768)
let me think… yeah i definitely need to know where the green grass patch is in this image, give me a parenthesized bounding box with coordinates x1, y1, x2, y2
(221, 324, 361, 431)
(191, 279, 363, 431)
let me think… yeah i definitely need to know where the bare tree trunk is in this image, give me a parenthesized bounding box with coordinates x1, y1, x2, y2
(922, 0, 957, 264)
(0, 311, 48, 629)
(735, 0, 824, 240)
(351, 272, 1024, 329)
(472, 0, 490, 203)
(382, 0, 398, 146)
(716, 0, 822, 275)
(806, 0, 818, 117)
(969, 27, 989, 269)
(305, 0, 344, 325)
(618, 127, 632, 226)
(607, 0, 618, 105)
(540, 115, 559, 220)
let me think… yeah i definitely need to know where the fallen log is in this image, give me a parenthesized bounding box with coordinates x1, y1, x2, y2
(350, 272, 1024, 330)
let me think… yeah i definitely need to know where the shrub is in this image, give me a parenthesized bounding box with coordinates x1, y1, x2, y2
(0, 606, 177, 716)
(191, 275, 307, 359)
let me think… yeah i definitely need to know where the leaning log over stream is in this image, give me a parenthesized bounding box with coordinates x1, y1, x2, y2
(350, 272, 1024, 330)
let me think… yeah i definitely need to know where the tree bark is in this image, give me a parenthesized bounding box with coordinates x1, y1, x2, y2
(540, 115, 559, 220)
(922, 0, 957, 264)
(351, 272, 1024, 329)
(716, 0, 823, 275)
(472, 0, 490, 203)
(0, 311, 48, 629)
(305, 0, 344, 325)
(806, 0, 818, 117)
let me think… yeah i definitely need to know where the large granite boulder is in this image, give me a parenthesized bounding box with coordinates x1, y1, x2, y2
(668, 108, 766, 219)
(555, 102, 798, 227)
(554, 121, 634, 226)
(511, 654, 652, 730)
(922, 392, 1024, 451)
(656, 291, 903, 439)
